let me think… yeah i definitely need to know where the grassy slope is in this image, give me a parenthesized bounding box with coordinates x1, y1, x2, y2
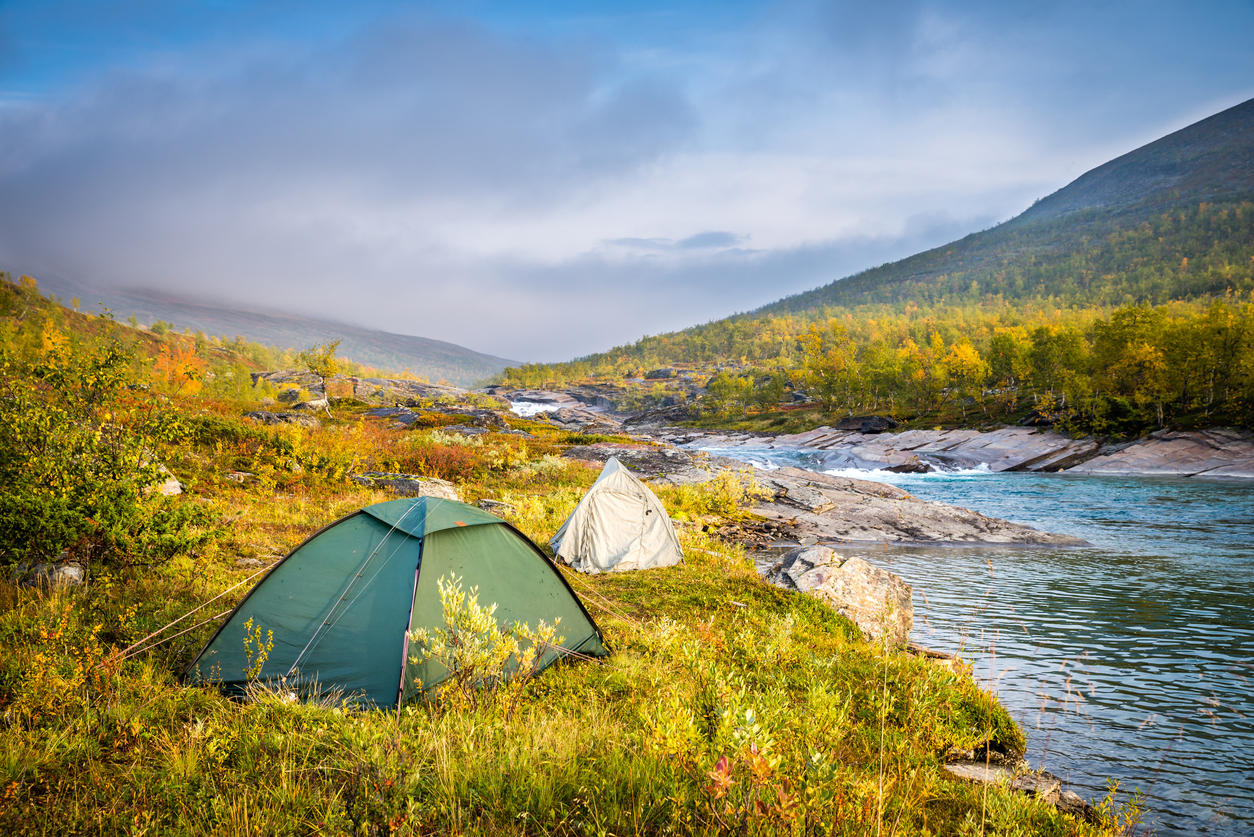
(0, 286, 1139, 836)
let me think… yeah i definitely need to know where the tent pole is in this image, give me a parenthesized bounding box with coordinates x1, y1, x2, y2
(396, 542, 423, 707)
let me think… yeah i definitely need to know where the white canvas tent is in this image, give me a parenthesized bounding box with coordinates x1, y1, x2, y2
(551, 457, 684, 574)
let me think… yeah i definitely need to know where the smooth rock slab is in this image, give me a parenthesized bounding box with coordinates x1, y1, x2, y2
(1066, 428, 1254, 477)
(752, 467, 1089, 546)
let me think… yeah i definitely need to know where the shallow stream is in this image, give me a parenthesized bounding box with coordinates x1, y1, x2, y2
(699, 445, 1254, 836)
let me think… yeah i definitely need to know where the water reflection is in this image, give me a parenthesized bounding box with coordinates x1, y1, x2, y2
(707, 446, 1254, 836)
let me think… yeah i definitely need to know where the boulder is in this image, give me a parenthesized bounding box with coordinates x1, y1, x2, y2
(835, 415, 900, 434)
(12, 555, 86, 588)
(645, 367, 678, 379)
(883, 454, 930, 473)
(349, 472, 461, 501)
(764, 546, 913, 645)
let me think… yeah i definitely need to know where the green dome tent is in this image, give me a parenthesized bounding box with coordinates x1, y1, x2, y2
(184, 497, 607, 707)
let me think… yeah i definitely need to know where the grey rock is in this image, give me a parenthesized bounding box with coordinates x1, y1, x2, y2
(835, 415, 900, 434)
(13, 557, 86, 588)
(440, 424, 489, 436)
(764, 546, 913, 645)
(750, 467, 1089, 546)
(477, 499, 516, 515)
(1066, 427, 1254, 477)
(349, 472, 461, 501)
(1056, 790, 1100, 823)
(244, 410, 320, 428)
(154, 464, 182, 496)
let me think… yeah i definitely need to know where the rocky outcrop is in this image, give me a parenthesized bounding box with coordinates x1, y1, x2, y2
(751, 467, 1089, 546)
(652, 424, 1254, 479)
(763, 546, 913, 645)
(1066, 427, 1254, 477)
(245, 410, 320, 428)
(348, 472, 461, 501)
(543, 405, 623, 434)
(252, 370, 483, 408)
(564, 443, 721, 484)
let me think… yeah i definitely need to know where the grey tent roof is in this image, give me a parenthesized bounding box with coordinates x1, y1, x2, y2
(550, 457, 683, 574)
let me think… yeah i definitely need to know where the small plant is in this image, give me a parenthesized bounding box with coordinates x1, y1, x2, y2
(408, 573, 563, 720)
(241, 617, 274, 680)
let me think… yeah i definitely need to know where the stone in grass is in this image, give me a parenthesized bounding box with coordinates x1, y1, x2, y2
(943, 762, 1099, 823)
(349, 472, 461, 501)
(11, 551, 87, 589)
(763, 546, 912, 646)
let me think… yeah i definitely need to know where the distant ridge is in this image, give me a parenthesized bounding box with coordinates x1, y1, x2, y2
(28, 278, 520, 387)
(761, 96, 1254, 315)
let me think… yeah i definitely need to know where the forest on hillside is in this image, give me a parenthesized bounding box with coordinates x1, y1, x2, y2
(502, 201, 1254, 434)
(770, 197, 1254, 312)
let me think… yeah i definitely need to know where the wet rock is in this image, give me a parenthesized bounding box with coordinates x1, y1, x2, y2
(349, 472, 461, 501)
(1019, 409, 1058, 427)
(883, 454, 930, 473)
(763, 546, 913, 645)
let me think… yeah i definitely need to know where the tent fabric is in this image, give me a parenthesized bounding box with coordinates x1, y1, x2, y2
(183, 497, 606, 708)
(550, 457, 684, 574)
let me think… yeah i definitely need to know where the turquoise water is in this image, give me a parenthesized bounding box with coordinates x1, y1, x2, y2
(702, 446, 1254, 836)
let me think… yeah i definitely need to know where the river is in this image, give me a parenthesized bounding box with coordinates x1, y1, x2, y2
(697, 445, 1254, 836)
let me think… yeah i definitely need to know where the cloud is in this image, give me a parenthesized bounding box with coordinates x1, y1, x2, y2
(605, 230, 748, 252)
(0, 1, 1252, 361)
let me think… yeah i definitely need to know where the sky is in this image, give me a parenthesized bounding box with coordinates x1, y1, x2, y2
(1, 1, 1252, 361)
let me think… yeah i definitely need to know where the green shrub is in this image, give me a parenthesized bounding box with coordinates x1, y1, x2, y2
(0, 316, 216, 568)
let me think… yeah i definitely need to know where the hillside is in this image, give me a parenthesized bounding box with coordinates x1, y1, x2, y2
(763, 96, 1254, 314)
(500, 100, 1254, 435)
(29, 277, 520, 387)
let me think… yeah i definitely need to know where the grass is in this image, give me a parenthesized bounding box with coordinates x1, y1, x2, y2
(0, 393, 1135, 835)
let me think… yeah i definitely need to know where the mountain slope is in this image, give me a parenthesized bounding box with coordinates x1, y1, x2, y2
(762, 96, 1254, 315)
(31, 279, 520, 387)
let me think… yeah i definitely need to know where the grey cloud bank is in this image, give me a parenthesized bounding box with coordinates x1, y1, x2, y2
(0, 1, 1252, 361)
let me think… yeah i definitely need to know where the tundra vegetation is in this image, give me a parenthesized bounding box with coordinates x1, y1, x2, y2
(0, 275, 1138, 834)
